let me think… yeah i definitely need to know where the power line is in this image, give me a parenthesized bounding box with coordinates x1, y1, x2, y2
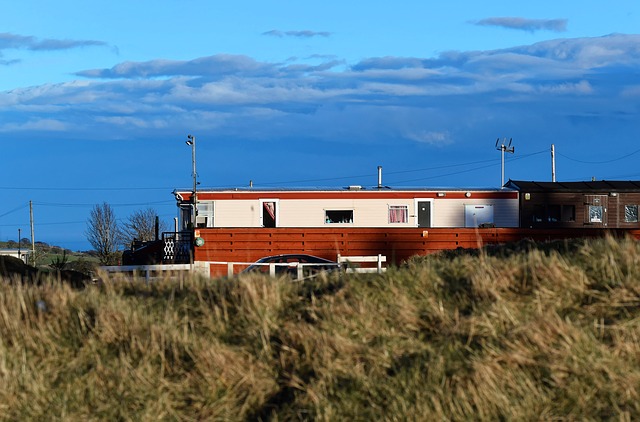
(565, 171, 640, 182)
(0, 220, 85, 227)
(0, 211, 177, 228)
(32, 200, 174, 208)
(509, 150, 548, 162)
(557, 148, 640, 164)
(0, 186, 174, 192)
(383, 150, 547, 185)
(249, 149, 549, 187)
(0, 203, 29, 219)
(392, 162, 499, 184)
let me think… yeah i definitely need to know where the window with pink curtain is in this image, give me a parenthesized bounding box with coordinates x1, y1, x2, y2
(388, 205, 408, 223)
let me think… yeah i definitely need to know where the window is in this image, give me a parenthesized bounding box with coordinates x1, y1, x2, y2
(196, 201, 214, 228)
(532, 205, 545, 223)
(261, 200, 277, 228)
(179, 204, 192, 230)
(388, 205, 408, 223)
(589, 205, 603, 223)
(325, 210, 353, 224)
(625, 205, 638, 223)
(561, 205, 575, 222)
(547, 205, 561, 222)
(464, 204, 494, 228)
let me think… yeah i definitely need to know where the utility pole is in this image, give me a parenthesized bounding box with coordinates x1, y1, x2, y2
(29, 201, 35, 266)
(185, 134, 197, 228)
(495, 138, 515, 187)
(18, 228, 21, 262)
(185, 134, 198, 267)
(551, 144, 556, 182)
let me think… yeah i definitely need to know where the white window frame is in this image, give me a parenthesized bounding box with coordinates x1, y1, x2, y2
(259, 199, 280, 227)
(413, 198, 434, 227)
(324, 209, 354, 224)
(464, 204, 494, 228)
(624, 204, 638, 223)
(388, 205, 409, 224)
(196, 200, 215, 228)
(589, 205, 603, 223)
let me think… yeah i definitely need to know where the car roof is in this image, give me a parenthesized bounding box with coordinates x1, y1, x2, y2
(256, 254, 334, 262)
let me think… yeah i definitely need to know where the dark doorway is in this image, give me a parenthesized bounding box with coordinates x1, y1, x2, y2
(262, 201, 276, 228)
(417, 201, 431, 228)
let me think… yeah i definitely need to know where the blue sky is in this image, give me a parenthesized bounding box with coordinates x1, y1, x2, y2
(1, 1, 639, 250)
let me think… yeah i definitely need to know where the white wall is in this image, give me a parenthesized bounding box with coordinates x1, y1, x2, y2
(210, 195, 519, 228)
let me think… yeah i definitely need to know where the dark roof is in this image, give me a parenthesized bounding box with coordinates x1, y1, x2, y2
(506, 180, 640, 192)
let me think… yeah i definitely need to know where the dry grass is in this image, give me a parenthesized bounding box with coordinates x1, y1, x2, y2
(0, 235, 638, 420)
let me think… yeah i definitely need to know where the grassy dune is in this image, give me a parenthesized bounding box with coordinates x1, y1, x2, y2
(0, 236, 639, 420)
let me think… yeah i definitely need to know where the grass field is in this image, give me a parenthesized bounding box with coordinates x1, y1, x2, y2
(0, 236, 638, 420)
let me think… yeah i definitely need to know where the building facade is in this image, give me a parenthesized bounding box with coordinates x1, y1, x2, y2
(505, 180, 640, 229)
(174, 187, 520, 231)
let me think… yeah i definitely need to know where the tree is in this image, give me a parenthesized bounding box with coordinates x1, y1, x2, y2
(120, 208, 167, 247)
(85, 202, 121, 265)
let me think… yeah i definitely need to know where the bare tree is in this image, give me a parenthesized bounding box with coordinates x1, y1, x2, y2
(120, 208, 167, 247)
(86, 202, 121, 265)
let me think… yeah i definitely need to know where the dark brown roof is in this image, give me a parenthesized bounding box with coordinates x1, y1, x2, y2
(506, 180, 640, 192)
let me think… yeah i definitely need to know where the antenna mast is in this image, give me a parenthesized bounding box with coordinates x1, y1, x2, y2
(495, 138, 515, 187)
(551, 144, 556, 182)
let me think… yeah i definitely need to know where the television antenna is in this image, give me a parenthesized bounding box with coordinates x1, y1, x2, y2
(495, 137, 514, 187)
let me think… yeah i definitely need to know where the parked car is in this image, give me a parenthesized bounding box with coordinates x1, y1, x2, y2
(241, 254, 341, 278)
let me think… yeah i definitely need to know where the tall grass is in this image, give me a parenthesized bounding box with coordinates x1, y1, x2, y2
(0, 235, 638, 420)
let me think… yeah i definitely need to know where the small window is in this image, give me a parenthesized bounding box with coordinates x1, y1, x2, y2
(196, 201, 214, 228)
(625, 205, 638, 223)
(325, 210, 353, 224)
(262, 201, 277, 228)
(589, 205, 603, 223)
(388, 205, 408, 223)
(547, 205, 561, 222)
(180, 205, 193, 230)
(532, 205, 545, 223)
(562, 205, 575, 222)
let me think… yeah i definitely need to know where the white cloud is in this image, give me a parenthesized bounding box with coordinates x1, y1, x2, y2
(536, 80, 593, 95)
(262, 30, 331, 38)
(0, 32, 106, 50)
(621, 85, 640, 97)
(0, 118, 67, 132)
(1, 34, 638, 151)
(404, 130, 453, 146)
(473, 17, 568, 33)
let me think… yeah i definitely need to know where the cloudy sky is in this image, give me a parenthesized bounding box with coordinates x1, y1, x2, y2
(1, 1, 639, 250)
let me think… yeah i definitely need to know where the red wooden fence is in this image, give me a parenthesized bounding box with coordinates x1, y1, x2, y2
(194, 227, 640, 277)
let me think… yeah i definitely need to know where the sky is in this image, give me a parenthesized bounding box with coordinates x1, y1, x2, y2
(1, 1, 639, 251)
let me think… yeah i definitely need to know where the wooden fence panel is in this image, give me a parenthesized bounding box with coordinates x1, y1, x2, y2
(195, 227, 640, 268)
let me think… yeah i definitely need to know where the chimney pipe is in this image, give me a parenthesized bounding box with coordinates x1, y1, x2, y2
(377, 166, 382, 189)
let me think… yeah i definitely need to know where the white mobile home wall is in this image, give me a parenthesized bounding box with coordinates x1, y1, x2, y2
(199, 194, 519, 228)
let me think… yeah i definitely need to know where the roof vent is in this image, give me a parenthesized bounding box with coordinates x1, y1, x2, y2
(347, 185, 363, 191)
